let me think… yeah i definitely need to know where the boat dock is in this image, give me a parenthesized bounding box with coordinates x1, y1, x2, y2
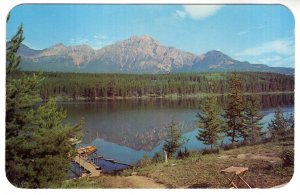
(73, 155, 101, 177)
(72, 145, 132, 177)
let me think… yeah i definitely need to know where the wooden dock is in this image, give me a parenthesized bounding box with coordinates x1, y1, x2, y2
(73, 155, 101, 177)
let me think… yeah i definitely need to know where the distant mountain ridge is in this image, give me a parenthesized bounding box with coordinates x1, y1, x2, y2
(17, 35, 294, 74)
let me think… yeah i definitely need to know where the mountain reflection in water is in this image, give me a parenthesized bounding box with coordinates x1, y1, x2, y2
(61, 94, 294, 158)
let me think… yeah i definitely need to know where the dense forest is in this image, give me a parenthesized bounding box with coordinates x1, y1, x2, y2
(16, 71, 294, 101)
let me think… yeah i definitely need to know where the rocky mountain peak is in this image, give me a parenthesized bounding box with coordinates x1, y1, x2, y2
(203, 50, 231, 59)
(127, 35, 158, 43)
(17, 36, 294, 75)
(49, 43, 66, 49)
(69, 44, 93, 51)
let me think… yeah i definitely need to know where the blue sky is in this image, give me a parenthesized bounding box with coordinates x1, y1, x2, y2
(6, 4, 294, 68)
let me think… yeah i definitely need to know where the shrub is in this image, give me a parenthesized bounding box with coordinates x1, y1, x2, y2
(138, 153, 151, 167)
(202, 148, 219, 155)
(177, 150, 184, 159)
(222, 144, 234, 151)
(280, 149, 294, 166)
(235, 141, 248, 148)
(177, 147, 190, 159)
(183, 147, 190, 158)
(119, 168, 134, 177)
(152, 152, 163, 163)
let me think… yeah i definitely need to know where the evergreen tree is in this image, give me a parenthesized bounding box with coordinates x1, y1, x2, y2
(287, 113, 294, 135)
(243, 95, 264, 142)
(183, 147, 190, 158)
(224, 72, 245, 143)
(268, 107, 288, 140)
(163, 120, 185, 158)
(196, 94, 223, 150)
(6, 22, 24, 74)
(6, 17, 82, 188)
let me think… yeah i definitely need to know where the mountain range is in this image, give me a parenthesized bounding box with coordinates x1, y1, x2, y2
(17, 35, 294, 74)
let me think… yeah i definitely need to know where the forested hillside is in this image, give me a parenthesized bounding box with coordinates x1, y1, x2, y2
(17, 72, 294, 101)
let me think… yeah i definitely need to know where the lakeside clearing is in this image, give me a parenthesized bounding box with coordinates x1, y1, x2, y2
(60, 138, 293, 188)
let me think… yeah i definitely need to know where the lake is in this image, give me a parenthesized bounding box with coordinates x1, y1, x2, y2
(61, 94, 294, 165)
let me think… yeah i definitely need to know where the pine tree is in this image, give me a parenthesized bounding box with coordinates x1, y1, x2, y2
(6, 16, 82, 188)
(196, 94, 223, 150)
(224, 72, 245, 143)
(6, 20, 24, 74)
(163, 120, 185, 158)
(177, 149, 183, 159)
(243, 95, 264, 143)
(286, 113, 294, 135)
(268, 107, 288, 140)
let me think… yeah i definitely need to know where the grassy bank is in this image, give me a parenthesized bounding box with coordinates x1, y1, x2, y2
(133, 139, 294, 188)
(60, 138, 293, 188)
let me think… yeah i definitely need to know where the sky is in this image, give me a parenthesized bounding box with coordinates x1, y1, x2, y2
(6, 4, 295, 68)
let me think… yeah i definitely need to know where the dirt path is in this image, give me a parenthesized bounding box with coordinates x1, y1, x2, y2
(103, 175, 167, 188)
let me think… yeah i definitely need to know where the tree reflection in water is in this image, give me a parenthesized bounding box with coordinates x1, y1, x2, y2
(62, 93, 294, 151)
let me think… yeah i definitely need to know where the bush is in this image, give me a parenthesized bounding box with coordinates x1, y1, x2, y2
(183, 147, 190, 158)
(202, 148, 219, 155)
(261, 137, 272, 144)
(119, 168, 134, 177)
(235, 141, 248, 148)
(138, 153, 151, 167)
(222, 144, 234, 151)
(271, 163, 294, 176)
(152, 152, 163, 163)
(280, 149, 294, 166)
(177, 147, 190, 159)
(278, 134, 294, 142)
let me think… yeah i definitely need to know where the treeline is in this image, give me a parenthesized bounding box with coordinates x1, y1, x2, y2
(159, 73, 294, 161)
(16, 71, 294, 101)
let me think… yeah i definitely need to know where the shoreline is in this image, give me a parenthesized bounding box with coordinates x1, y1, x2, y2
(41, 91, 294, 102)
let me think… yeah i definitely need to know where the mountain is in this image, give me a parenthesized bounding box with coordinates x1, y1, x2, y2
(90, 35, 195, 73)
(17, 35, 294, 74)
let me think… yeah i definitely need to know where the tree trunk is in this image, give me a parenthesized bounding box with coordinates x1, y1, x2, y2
(164, 150, 168, 163)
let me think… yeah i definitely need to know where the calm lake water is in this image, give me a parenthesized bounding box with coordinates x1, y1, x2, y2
(61, 94, 294, 165)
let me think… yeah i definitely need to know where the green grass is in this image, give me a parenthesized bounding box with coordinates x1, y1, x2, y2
(133, 140, 294, 188)
(52, 139, 294, 189)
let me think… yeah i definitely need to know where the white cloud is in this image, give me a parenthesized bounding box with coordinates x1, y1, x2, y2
(70, 34, 112, 49)
(236, 39, 294, 56)
(70, 38, 89, 45)
(175, 10, 187, 19)
(271, 55, 294, 68)
(182, 5, 223, 20)
(92, 35, 112, 49)
(23, 41, 41, 50)
(251, 55, 294, 68)
(253, 56, 282, 65)
(94, 35, 109, 40)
